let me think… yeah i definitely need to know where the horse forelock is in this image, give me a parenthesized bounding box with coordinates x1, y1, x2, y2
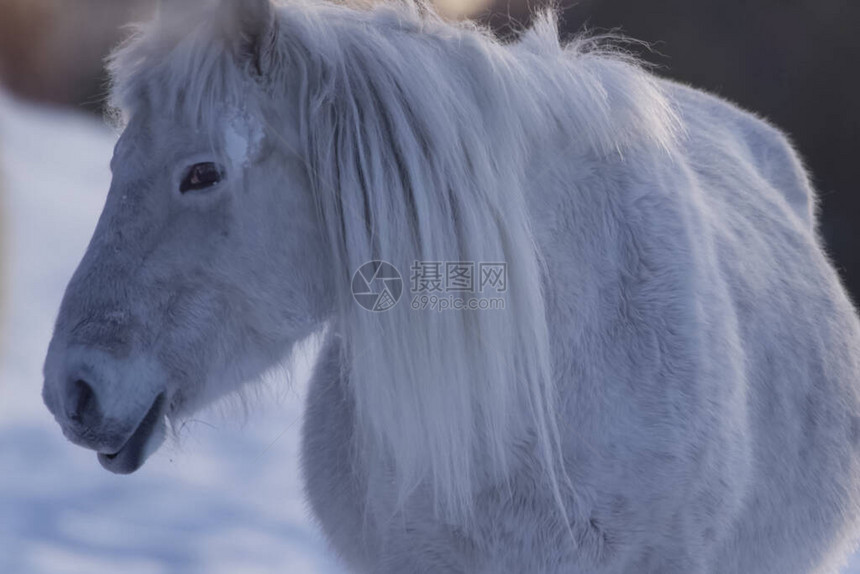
(107, 1, 259, 131)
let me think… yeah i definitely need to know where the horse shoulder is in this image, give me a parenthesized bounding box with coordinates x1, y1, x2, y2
(302, 336, 475, 573)
(301, 335, 380, 572)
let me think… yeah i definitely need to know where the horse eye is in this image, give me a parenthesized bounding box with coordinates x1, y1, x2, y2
(180, 162, 224, 193)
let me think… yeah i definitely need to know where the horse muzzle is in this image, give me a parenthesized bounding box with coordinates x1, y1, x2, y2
(43, 342, 168, 474)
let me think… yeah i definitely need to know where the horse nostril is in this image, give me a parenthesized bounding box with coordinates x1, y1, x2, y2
(69, 379, 99, 425)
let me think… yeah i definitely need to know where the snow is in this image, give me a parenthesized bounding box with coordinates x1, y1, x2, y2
(0, 92, 346, 574)
(0, 91, 859, 574)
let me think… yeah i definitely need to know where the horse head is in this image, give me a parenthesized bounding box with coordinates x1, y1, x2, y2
(42, 0, 331, 474)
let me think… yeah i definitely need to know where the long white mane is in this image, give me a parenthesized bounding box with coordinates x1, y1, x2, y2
(107, 0, 679, 518)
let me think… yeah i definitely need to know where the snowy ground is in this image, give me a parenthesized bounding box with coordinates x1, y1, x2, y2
(0, 93, 346, 574)
(1, 91, 860, 574)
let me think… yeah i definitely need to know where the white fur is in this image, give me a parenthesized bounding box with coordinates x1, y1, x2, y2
(42, 1, 860, 572)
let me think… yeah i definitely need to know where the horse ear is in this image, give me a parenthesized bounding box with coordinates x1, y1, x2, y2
(225, 0, 277, 75)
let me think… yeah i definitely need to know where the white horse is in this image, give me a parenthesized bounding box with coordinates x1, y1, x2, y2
(42, 1, 860, 572)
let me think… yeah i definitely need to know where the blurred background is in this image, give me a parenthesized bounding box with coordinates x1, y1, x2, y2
(0, 0, 857, 573)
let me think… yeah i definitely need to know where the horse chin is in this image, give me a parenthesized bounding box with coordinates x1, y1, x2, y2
(97, 393, 167, 475)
